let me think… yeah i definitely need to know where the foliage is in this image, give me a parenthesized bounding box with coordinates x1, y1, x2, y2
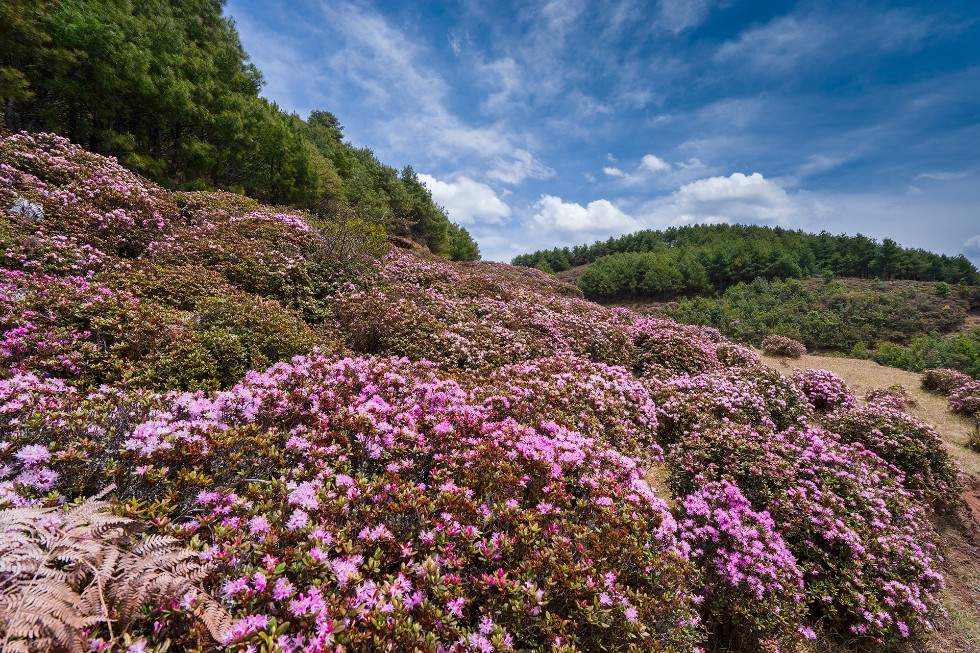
(864, 384, 916, 410)
(651, 366, 812, 443)
(921, 368, 972, 394)
(948, 381, 980, 417)
(791, 368, 856, 413)
(2, 357, 703, 653)
(761, 335, 806, 358)
(867, 328, 980, 379)
(514, 224, 978, 300)
(332, 249, 634, 369)
(823, 405, 960, 513)
(0, 487, 229, 652)
(665, 277, 972, 354)
(669, 425, 944, 645)
(679, 480, 808, 653)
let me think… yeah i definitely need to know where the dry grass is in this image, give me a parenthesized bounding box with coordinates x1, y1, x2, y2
(760, 352, 980, 476)
(760, 352, 980, 653)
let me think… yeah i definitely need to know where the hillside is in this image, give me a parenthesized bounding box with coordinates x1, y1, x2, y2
(0, 0, 479, 260)
(2, 134, 980, 653)
(513, 224, 978, 300)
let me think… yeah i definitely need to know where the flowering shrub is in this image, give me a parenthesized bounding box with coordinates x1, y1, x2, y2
(669, 425, 944, 644)
(652, 366, 811, 442)
(0, 132, 959, 652)
(791, 368, 856, 412)
(715, 342, 762, 368)
(864, 384, 916, 410)
(632, 317, 721, 377)
(948, 380, 980, 417)
(333, 249, 635, 369)
(4, 354, 702, 652)
(921, 368, 971, 395)
(760, 335, 806, 358)
(823, 405, 960, 513)
(679, 480, 807, 653)
(474, 356, 661, 458)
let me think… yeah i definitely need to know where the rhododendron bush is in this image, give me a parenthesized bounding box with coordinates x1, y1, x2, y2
(0, 133, 961, 652)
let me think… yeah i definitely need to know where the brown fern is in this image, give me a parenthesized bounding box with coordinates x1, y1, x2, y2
(0, 486, 230, 651)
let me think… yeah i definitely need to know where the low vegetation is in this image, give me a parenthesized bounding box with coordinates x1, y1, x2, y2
(1, 135, 973, 652)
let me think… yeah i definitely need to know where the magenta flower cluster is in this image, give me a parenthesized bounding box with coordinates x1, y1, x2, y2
(0, 132, 957, 652)
(791, 368, 856, 412)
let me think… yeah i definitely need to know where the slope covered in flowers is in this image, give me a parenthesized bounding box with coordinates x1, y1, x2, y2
(0, 133, 966, 653)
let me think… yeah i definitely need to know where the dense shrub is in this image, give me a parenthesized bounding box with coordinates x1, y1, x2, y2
(669, 425, 944, 644)
(823, 405, 960, 512)
(332, 249, 635, 369)
(761, 335, 807, 358)
(870, 329, 980, 380)
(664, 277, 975, 364)
(0, 133, 961, 653)
(921, 368, 972, 394)
(679, 480, 808, 653)
(791, 368, 856, 412)
(948, 380, 980, 416)
(474, 356, 661, 459)
(864, 384, 916, 410)
(651, 367, 811, 442)
(2, 356, 703, 652)
(632, 317, 721, 377)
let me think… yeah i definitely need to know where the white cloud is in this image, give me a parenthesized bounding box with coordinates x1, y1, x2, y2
(418, 174, 511, 224)
(715, 10, 935, 73)
(486, 149, 555, 185)
(640, 172, 807, 227)
(640, 154, 671, 173)
(531, 195, 639, 234)
(603, 154, 673, 184)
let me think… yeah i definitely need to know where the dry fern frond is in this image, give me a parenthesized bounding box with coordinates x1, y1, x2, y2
(0, 486, 230, 651)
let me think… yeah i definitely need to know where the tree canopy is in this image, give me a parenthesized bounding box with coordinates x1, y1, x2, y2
(514, 224, 977, 300)
(0, 0, 478, 260)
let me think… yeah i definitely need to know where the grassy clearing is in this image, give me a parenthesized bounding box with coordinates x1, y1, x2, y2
(762, 352, 980, 653)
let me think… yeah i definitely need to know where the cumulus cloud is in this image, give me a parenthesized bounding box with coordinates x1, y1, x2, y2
(640, 154, 671, 173)
(640, 172, 806, 226)
(603, 153, 673, 184)
(531, 195, 639, 234)
(486, 149, 555, 185)
(418, 174, 511, 224)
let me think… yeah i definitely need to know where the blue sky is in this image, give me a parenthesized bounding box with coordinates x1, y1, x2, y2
(225, 0, 980, 263)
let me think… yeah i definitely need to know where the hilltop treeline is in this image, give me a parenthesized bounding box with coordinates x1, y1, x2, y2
(0, 0, 478, 259)
(513, 224, 977, 300)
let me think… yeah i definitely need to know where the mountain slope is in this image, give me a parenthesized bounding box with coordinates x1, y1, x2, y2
(0, 134, 972, 653)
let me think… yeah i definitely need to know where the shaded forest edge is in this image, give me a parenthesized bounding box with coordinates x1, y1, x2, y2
(0, 0, 479, 260)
